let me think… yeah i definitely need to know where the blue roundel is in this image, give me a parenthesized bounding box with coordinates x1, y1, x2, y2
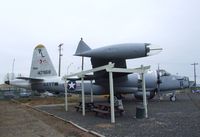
(67, 81, 76, 90)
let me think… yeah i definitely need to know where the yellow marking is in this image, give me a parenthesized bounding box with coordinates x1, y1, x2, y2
(35, 44, 45, 49)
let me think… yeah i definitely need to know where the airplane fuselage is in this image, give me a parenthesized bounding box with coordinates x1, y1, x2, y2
(9, 70, 189, 98)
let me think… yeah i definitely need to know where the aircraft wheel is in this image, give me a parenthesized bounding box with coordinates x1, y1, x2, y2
(170, 95, 176, 102)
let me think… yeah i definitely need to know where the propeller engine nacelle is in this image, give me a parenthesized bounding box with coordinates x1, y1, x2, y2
(6, 79, 31, 89)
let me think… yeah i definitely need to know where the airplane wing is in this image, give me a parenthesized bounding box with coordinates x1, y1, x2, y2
(91, 57, 129, 84)
(16, 77, 44, 81)
(67, 74, 96, 81)
(91, 58, 126, 68)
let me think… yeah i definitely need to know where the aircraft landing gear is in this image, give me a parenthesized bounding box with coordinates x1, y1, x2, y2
(107, 95, 119, 105)
(170, 91, 176, 102)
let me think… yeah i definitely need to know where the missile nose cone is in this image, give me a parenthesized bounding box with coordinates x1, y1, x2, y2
(147, 44, 163, 56)
(5, 80, 10, 85)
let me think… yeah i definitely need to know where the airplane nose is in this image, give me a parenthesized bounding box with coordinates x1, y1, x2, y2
(5, 80, 10, 85)
(176, 76, 190, 88)
(146, 44, 163, 56)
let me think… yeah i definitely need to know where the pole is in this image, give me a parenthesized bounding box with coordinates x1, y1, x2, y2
(82, 56, 84, 70)
(141, 65, 148, 118)
(81, 56, 85, 116)
(58, 43, 63, 76)
(11, 58, 15, 80)
(90, 80, 94, 103)
(81, 77, 85, 116)
(12, 58, 15, 74)
(191, 63, 198, 87)
(109, 62, 115, 123)
(64, 80, 68, 111)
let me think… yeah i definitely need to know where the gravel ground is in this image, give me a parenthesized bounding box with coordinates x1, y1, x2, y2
(37, 92, 200, 137)
(0, 100, 95, 137)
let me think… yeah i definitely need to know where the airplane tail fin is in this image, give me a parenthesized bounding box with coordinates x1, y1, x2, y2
(74, 38, 91, 56)
(30, 44, 57, 78)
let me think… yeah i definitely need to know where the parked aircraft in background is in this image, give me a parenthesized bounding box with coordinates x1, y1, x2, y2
(5, 44, 64, 94)
(5, 40, 190, 101)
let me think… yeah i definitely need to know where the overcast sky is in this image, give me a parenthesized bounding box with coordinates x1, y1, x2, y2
(0, 0, 200, 84)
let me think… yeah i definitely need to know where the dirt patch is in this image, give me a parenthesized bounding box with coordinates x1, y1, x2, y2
(0, 100, 95, 137)
(17, 95, 107, 106)
(95, 123, 114, 128)
(19, 97, 65, 106)
(17, 96, 80, 106)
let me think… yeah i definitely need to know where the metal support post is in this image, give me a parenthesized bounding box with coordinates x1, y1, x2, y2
(141, 65, 148, 118)
(90, 80, 94, 103)
(81, 77, 85, 116)
(64, 80, 68, 111)
(109, 70, 115, 123)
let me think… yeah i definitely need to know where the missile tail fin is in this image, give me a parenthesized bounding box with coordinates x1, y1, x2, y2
(74, 38, 91, 56)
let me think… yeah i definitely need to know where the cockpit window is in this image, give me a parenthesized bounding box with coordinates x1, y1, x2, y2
(159, 69, 171, 76)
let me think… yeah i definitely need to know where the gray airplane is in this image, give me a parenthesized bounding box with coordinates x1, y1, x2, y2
(5, 40, 190, 101)
(5, 44, 64, 93)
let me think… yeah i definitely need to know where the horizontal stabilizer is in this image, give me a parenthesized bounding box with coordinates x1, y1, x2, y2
(74, 38, 91, 56)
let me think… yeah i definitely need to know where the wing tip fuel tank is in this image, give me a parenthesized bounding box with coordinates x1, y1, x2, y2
(74, 38, 162, 59)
